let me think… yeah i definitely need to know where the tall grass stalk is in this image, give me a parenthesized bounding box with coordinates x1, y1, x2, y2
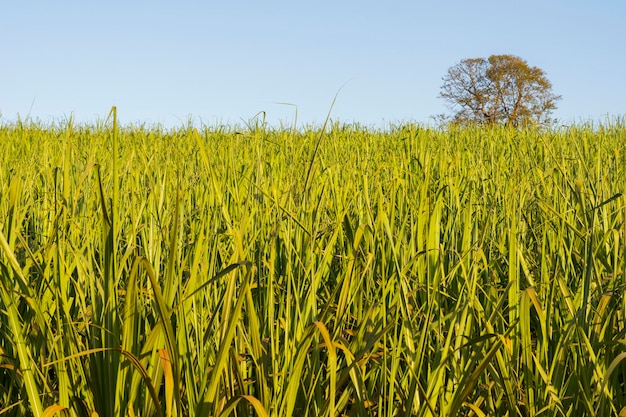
(0, 117, 625, 416)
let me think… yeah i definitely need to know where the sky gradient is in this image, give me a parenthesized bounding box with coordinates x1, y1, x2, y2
(2, 1, 624, 129)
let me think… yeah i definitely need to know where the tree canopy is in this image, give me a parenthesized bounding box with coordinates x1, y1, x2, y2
(439, 54, 561, 127)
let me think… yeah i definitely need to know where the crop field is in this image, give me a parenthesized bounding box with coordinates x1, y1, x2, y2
(1, 111, 625, 416)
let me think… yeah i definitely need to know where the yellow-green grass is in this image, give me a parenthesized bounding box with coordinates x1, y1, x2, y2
(0, 114, 625, 416)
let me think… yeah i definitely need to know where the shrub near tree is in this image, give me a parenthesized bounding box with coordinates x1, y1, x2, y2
(439, 54, 561, 127)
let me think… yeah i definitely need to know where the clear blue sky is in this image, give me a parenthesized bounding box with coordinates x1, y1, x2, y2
(1, 0, 624, 129)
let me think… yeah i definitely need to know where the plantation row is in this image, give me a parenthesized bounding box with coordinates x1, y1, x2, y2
(0, 116, 625, 416)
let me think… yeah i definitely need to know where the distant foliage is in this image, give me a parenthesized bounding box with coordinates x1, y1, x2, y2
(439, 54, 561, 127)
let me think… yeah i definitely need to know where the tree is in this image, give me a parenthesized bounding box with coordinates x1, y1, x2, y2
(439, 54, 561, 127)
